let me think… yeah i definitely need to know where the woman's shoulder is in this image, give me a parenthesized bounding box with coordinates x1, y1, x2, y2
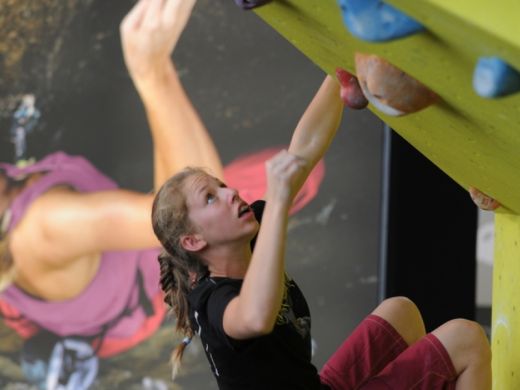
(188, 277, 242, 307)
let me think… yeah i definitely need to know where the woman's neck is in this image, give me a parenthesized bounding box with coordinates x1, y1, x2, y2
(206, 242, 252, 279)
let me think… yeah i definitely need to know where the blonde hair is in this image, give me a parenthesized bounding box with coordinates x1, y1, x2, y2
(152, 167, 210, 379)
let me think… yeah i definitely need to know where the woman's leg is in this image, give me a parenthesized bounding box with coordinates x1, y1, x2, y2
(371, 296, 426, 345)
(432, 319, 491, 390)
(357, 313, 489, 390)
(319, 297, 422, 390)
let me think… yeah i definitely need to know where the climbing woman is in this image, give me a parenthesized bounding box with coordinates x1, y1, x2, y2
(151, 2, 491, 389)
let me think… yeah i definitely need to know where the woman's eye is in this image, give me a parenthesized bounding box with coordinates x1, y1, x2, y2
(206, 194, 216, 204)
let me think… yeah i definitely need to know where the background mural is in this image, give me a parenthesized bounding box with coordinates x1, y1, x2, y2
(0, 0, 386, 388)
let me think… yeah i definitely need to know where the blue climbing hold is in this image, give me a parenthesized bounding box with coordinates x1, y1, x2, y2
(337, 0, 424, 42)
(473, 57, 520, 98)
(234, 0, 272, 10)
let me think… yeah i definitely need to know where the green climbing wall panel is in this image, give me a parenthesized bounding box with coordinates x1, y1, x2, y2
(255, 0, 520, 214)
(255, 1, 520, 389)
(493, 214, 520, 389)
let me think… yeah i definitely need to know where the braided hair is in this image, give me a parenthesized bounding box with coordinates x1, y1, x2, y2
(152, 167, 209, 379)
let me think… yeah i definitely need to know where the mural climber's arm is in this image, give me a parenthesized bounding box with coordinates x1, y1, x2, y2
(120, 0, 225, 188)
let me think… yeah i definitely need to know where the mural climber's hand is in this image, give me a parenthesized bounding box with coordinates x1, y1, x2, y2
(120, 0, 197, 86)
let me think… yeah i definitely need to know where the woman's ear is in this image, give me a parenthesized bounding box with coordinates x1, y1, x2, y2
(180, 233, 207, 252)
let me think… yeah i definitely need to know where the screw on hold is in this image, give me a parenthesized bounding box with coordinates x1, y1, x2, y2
(234, 0, 272, 10)
(469, 186, 501, 211)
(337, 0, 424, 42)
(354, 53, 438, 117)
(473, 57, 520, 98)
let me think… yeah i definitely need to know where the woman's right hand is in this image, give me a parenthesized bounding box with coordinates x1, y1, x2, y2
(264, 150, 309, 208)
(120, 0, 197, 86)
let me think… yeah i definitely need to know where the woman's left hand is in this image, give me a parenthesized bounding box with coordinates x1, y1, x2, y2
(264, 150, 309, 208)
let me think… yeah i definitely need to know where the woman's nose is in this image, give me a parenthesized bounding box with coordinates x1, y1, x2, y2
(224, 187, 239, 204)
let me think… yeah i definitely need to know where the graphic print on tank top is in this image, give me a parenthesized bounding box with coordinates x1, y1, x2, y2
(276, 277, 311, 339)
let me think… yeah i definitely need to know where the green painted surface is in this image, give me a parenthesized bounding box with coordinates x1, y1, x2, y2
(255, 0, 520, 214)
(493, 213, 520, 389)
(255, 2, 520, 388)
(407, 0, 520, 59)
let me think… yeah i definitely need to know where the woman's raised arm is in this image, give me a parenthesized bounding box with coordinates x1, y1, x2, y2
(288, 74, 344, 181)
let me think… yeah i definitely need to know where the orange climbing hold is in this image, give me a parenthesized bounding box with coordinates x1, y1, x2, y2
(469, 187, 501, 211)
(355, 53, 439, 116)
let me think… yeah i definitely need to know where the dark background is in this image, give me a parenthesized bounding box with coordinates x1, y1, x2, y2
(1, 1, 385, 388)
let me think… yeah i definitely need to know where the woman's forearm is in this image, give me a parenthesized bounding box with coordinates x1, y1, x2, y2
(288, 75, 343, 170)
(238, 199, 289, 333)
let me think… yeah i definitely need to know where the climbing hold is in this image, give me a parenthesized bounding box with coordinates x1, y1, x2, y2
(473, 57, 520, 98)
(234, 0, 272, 10)
(355, 53, 439, 116)
(469, 187, 501, 211)
(335, 67, 368, 109)
(337, 0, 424, 42)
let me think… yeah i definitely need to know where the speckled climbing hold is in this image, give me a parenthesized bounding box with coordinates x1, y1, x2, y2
(337, 0, 424, 42)
(469, 186, 501, 211)
(335, 67, 368, 109)
(473, 57, 520, 98)
(355, 53, 439, 116)
(234, 0, 272, 10)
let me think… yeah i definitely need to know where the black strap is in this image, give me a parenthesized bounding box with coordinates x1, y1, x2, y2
(136, 267, 154, 317)
(79, 265, 156, 358)
(1, 262, 156, 358)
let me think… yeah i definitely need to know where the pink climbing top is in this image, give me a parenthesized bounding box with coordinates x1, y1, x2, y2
(0, 147, 325, 340)
(0, 152, 162, 338)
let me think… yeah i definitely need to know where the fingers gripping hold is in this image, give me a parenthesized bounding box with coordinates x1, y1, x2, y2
(265, 150, 308, 207)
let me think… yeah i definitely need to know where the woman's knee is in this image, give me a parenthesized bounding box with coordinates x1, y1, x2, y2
(372, 296, 426, 345)
(433, 319, 491, 373)
(437, 318, 489, 352)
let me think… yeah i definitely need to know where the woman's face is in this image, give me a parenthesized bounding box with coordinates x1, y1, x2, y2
(184, 173, 259, 247)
